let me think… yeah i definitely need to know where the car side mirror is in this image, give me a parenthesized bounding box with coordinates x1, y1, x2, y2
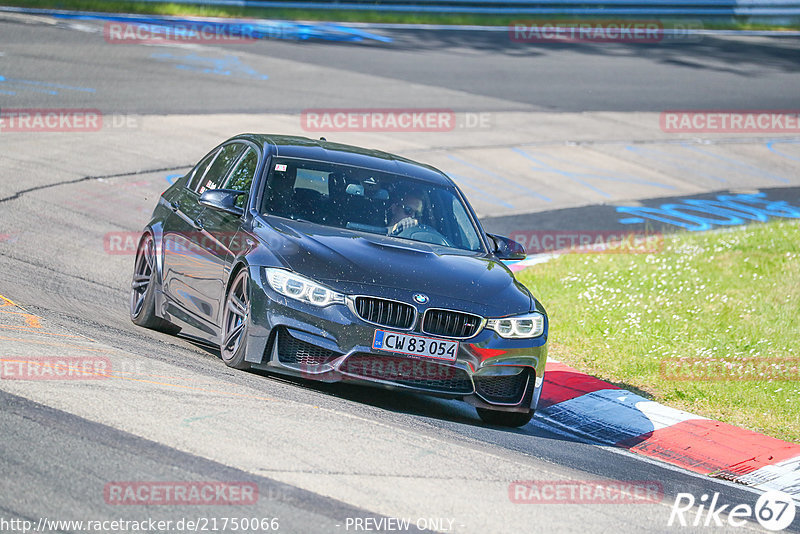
(488, 233, 526, 260)
(199, 189, 245, 216)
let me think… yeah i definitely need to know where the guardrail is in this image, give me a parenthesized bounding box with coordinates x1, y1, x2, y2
(135, 0, 800, 17)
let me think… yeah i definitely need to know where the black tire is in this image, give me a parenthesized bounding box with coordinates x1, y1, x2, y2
(130, 233, 180, 334)
(476, 407, 534, 427)
(220, 269, 251, 370)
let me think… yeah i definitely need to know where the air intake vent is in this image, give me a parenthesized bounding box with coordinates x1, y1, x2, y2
(474, 369, 530, 405)
(354, 297, 415, 329)
(422, 309, 483, 339)
(277, 328, 340, 366)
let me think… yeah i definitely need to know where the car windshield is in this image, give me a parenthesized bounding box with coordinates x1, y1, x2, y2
(260, 157, 484, 252)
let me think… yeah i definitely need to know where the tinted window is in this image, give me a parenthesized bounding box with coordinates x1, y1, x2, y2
(294, 168, 330, 195)
(260, 158, 483, 252)
(197, 143, 246, 194)
(224, 147, 259, 208)
(450, 194, 482, 251)
(187, 150, 218, 192)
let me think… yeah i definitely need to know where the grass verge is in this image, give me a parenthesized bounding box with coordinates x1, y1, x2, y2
(2, 0, 799, 30)
(516, 220, 800, 442)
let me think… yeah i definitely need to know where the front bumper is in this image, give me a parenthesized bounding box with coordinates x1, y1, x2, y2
(244, 266, 548, 413)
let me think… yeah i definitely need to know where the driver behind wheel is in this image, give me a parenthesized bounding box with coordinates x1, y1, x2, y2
(387, 191, 424, 236)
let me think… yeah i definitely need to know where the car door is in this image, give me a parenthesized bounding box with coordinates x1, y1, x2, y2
(161, 142, 246, 331)
(161, 146, 219, 325)
(192, 144, 261, 330)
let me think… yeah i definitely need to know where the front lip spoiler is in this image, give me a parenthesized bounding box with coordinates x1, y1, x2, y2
(334, 353, 476, 396)
(260, 333, 535, 407)
(264, 340, 478, 397)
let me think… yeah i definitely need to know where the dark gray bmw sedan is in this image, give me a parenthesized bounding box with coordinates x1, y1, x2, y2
(131, 134, 548, 426)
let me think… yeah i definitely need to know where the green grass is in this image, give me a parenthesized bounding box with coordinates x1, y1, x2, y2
(516, 220, 800, 442)
(3, 0, 800, 29)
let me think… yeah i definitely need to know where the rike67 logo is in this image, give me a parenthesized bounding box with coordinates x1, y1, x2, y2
(668, 490, 796, 531)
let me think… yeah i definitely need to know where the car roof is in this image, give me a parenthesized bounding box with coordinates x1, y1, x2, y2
(234, 134, 454, 187)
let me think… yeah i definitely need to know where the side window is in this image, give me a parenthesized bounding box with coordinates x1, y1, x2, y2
(187, 150, 218, 192)
(224, 147, 259, 208)
(197, 143, 246, 194)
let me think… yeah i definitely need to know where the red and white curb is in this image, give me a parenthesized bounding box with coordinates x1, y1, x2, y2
(538, 359, 800, 497)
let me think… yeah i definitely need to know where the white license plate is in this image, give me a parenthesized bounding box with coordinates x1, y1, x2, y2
(372, 330, 458, 362)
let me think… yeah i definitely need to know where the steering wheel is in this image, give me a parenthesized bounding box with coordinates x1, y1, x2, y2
(395, 224, 452, 247)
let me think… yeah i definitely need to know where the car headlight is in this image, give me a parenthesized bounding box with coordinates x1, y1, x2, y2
(486, 312, 545, 339)
(264, 268, 345, 307)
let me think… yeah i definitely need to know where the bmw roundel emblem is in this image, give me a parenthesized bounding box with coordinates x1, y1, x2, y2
(413, 293, 429, 305)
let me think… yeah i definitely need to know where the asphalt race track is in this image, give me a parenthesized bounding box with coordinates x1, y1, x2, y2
(1, 10, 800, 533)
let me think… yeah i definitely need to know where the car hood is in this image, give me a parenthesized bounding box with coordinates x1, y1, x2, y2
(258, 218, 532, 316)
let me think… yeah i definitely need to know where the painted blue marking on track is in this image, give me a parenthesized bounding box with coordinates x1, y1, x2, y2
(175, 64, 232, 76)
(151, 53, 268, 80)
(529, 151, 675, 190)
(540, 389, 659, 444)
(616, 205, 713, 231)
(447, 172, 514, 209)
(766, 139, 800, 163)
(447, 154, 551, 203)
(625, 145, 728, 184)
(0, 75, 95, 96)
(166, 174, 182, 185)
(615, 192, 800, 231)
(7, 78, 95, 92)
(681, 143, 790, 184)
(512, 147, 611, 198)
